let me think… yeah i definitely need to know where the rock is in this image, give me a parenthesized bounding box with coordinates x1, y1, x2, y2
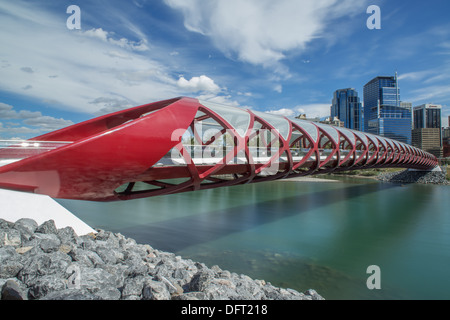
(17, 253, 52, 283)
(58, 244, 73, 254)
(95, 287, 122, 300)
(189, 270, 214, 292)
(16, 246, 34, 254)
(121, 275, 147, 299)
(155, 274, 183, 296)
(142, 279, 171, 300)
(0, 246, 24, 278)
(95, 246, 123, 265)
(57, 226, 78, 244)
(47, 251, 73, 276)
(27, 275, 67, 299)
(36, 220, 58, 235)
(15, 218, 38, 231)
(40, 237, 61, 253)
(1, 280, 27, 300)
(76, 266, 118, 294)
(69, 247, 104, 267)
(172, 292, 207, 300)
(304, 289, 325, 300)
(0, 219, 14, 229)
(40, 288, 101, 300)
(1, 229, 22, 247)
(14, 218, 38, 240)
(377, 169, 450, 186)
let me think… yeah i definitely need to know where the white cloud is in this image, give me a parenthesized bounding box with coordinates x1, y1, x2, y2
(0, 1, 183, 115)
(196, 93, 240, 107)
(0, 102, 74, 139)
(0, 122, 42, 137)
(0, 103, 18, 119)
(265, 108, 295, 118)
(81, 28, 150, 52)
(408, 85, 450, 105)
(177, 75, 221, 93)
(164, 0, 368, 72)
(295, 103, 331, 119)
(22, 116, 74, 131)
(263, 103, 331, 120)
(273, 84, 283, 93)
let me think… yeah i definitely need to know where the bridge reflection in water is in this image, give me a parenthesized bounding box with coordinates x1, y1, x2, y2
(0, 97, 438, 201)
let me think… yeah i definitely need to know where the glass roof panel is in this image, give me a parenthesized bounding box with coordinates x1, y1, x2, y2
(252, 111, 291, 140)
(354, 131, 368, 145)
(200, 100, 251, 137)
(336, 127, 356, 144)
(315, 123, 339, 144)
(292, 120, 319, 143)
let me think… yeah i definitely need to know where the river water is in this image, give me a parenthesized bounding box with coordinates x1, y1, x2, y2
(56, 176, 450, 300)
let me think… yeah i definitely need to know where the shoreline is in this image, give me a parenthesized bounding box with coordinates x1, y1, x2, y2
(284, 168, 449, 186)
(282, 176, 339, 183)
(0, 217, 324, 300)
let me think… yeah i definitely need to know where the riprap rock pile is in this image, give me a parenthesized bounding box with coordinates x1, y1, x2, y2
(377, 169, 449, 185)
(0, 218, 323, 300)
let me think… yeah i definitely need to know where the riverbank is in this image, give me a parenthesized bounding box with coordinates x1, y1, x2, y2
(376, 169, 450, 185)
(0, 218, 324, 300)
(327, 167, 449, 186)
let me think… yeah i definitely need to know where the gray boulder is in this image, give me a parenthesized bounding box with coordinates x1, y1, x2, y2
(1, 279, 27, 300)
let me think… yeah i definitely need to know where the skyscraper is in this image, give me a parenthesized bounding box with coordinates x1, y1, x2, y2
(413, 104, 442, 129)
(363, 74, 412, 144)
(331, 88, 363, 131)
(412, 104, 442, 158)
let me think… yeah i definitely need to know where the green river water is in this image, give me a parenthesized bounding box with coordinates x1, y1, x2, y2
(57, 176, 450, 300)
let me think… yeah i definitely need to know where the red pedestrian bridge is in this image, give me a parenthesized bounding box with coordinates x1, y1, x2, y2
(0, 97, 438, 201)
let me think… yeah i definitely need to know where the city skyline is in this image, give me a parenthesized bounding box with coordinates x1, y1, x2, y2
(1, 1, 450, 140)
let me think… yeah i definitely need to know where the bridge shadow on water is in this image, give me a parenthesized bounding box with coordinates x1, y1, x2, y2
(116, 180, 400, 253)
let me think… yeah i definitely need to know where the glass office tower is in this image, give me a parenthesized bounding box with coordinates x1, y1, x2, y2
(331, 88, 363, 131)
(363, 74, 412, 144)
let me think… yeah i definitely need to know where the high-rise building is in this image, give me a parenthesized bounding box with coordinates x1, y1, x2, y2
(413, 104, 442, 129)
(412, 129, 443, 158)
(331, 88, 363, 131)
(412, 104, 442, 158)
(363, 74, 412, 144)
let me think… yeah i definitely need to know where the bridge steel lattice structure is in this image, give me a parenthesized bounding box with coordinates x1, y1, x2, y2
(0, 97, 438, 201)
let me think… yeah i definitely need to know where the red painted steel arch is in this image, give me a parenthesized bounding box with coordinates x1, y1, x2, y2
(0, 97, 438, 201)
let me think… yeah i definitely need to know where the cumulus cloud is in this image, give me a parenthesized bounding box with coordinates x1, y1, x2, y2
(0, 102, 74, 138)
(81, 28, 150, 52)
(196, 93, 240, 108)
(265, 108, 295, 118)
(265, 103, 331, 120)
(177, 75, 221, 93)
(295, 103, 331, 119)
(164, 0, 368, 71)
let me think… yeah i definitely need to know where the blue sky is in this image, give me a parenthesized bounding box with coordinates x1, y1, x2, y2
(1, 0, 450, 139)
